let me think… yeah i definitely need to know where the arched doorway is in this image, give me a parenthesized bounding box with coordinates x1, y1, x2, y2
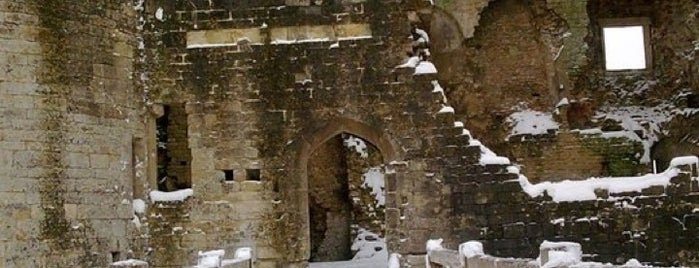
(307, 133, 386, 262)
(293, 118, 400, 265)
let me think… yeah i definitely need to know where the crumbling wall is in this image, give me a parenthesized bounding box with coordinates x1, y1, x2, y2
(467, 173, 699, 266)
(430, 0, 697, 184)
(0, 0, 144, 266)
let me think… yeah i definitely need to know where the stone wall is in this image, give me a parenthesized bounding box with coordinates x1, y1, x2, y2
(1, 0, 697, 267)
(430, 0, 697, 182)
(0, 0, 144, 266)
(507, 131, 644, 183)
(140, 0, 417, 267)
(468, 174, 699, 266)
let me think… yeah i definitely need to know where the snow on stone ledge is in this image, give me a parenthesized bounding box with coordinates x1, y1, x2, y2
(540, 241, 582, 268)
(110, 259, 148, 267)
(426, 238, 444, 252)
(133, 199, 146, 214)
(414, 61, 438, 75)
(396, 56, 420, 68)
(507, 110, 559, 138)
(437, 106, 454, 114)
(518, 167, 681, 203)
(470, 139, 511, 166)
(149, 188, 193, 202)
(459, 241, 484, 258)
(669, 155, 698, 169)
(196, 249, 225, 268)
(432, 80, 444, 93)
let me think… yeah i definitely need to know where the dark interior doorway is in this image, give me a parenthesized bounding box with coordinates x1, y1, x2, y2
(308, 133, 385, 262)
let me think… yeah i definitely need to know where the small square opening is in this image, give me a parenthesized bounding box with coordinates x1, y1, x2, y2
(246, 169, 260, 181)
(602, 25, 647, 71)
(111, 251, 121, 262)
(224, 170, 234, 181)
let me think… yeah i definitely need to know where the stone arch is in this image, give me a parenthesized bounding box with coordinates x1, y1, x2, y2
(291, 117, 401, 262)
(434, 0, 494, 40)
(428, 6, 465, 52)
(296, 118, 400, 168)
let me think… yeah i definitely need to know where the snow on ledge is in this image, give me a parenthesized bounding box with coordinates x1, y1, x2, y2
(459, 241, 484, 258)
(437, 106, 455, 114)
(396, 56, 420, 68)
(507, 109, 559, 139)
(110, 259, 148, 267)
(669, 155, 698, 168)
(540, 241, 582, 268)
(518, 167, 681, 203)
(149, 188, 193, 202)
(414, 61, 438, 75)
(426, 238, 444, 252)
(469, 139, 511, 166)
(133, 198, 146, 214)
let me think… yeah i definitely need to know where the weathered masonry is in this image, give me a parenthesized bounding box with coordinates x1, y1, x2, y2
(0, 0, 697, 267)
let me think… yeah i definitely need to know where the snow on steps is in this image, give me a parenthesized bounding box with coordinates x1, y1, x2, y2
(427, 240, 651, 268)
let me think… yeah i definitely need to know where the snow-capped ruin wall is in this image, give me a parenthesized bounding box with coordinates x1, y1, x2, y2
(429, 0, 698, 184)
(1, 0, 697, 267)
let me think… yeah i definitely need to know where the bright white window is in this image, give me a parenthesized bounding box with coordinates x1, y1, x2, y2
(603, 25, 647, 70)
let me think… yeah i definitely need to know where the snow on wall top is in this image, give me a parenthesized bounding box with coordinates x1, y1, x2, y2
(515, 156, 696, 202)
(149, 188, 193, 202)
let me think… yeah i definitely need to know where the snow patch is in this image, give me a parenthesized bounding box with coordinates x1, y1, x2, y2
(540, 241, 582, 268)
(414, 61, 438, 75)
(426, 238, 444, 252)
(155, 7, 164, 21)
(518, 167, 680, 202)
(351, 229, 387, 261)
(669, 155, 698, 168)
(133, 199, 146, 214)
(470, 139, 511, 166)
(556, 98, 569, 107)
(362, 168, 385, 206)
(431, 80, 444, 93)
(149, 188, 193, 202)
(196, 250, 225, 268)
(111, 259, 148, 267)
(623, 258, 646, 267)
(459, 241, 484, 258)
(437, 106, 454, 114)
(388, 253, 401, 268)
(344, 135, 368, 158)
(413, 27, 430, 43)
(507, 110, 559, 138)
(591, 105, 697, 163)
(397, 56, 420, 68)
(234, 247, 252, 260)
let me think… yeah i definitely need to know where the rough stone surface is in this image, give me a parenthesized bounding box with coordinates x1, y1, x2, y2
(1, 0, 698, 267)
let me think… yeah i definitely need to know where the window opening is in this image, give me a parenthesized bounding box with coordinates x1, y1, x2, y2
(224, 170, 234, 182)
(602, 23, 649, 71)
(155, 104, 192, 191)
(246, 169, 260, 181)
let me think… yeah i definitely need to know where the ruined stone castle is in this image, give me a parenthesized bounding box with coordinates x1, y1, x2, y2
(1, 0, 698, 267)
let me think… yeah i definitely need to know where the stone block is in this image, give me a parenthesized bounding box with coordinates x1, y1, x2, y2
(90, 153, 112, 169)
